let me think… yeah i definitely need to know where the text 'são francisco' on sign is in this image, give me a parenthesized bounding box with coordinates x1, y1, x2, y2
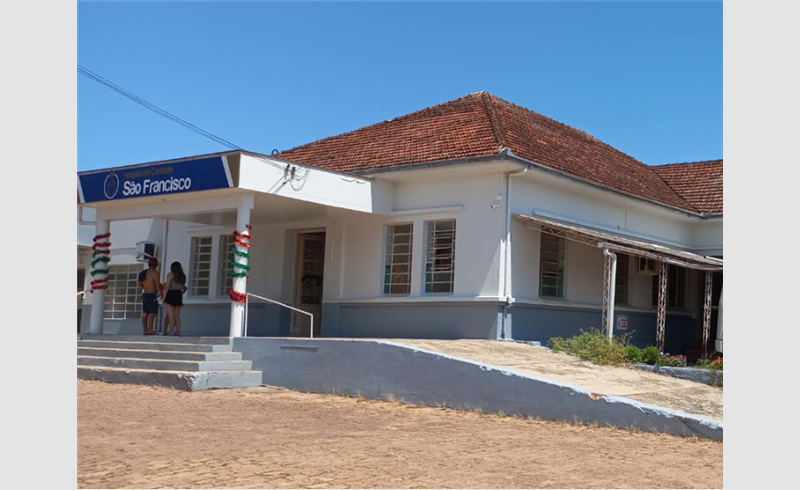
(78, 155, 234, 203)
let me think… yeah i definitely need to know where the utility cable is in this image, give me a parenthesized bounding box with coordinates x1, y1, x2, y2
(78, 65, 306, 178)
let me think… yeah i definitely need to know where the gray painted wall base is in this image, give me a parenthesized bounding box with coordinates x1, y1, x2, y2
(234, 338, 722, 440)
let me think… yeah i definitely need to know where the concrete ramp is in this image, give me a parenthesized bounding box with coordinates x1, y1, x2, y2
(233, 338, 722, 440)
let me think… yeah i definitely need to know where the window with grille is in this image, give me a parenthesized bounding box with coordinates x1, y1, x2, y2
(539, 233, 564, 298)
(190, 236, 212, 296)
(652, 264, 686, 308)
(103, 264, 142, 320)
(615, 253, 629, 305)
(218, 233, 235, 296)
(424, 220, 456, 293)
(384, 223, 413, 294)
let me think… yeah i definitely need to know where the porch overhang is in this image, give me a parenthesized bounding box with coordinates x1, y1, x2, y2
(514, 213, 722, 272)
(77, 150, 386, 226)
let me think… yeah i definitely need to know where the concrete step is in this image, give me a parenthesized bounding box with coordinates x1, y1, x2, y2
(79, 334, 233, 345)
(77, 340, 233, 353)
(77, 334, 263, 391)
(78, 356, 253, 372)
(77, 366, 263, 391)
(77, 347, 243, 362)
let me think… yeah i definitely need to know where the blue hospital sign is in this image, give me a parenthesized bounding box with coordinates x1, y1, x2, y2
(78, 156, 233, 203)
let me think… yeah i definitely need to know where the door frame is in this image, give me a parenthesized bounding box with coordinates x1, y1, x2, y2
(291, 229, 327, 336)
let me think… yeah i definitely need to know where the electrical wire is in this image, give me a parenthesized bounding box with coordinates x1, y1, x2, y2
(78, 65, 310, 180)
(78, 65, 242, 150)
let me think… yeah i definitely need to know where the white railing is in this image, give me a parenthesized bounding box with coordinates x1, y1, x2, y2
(244, 293, 314, 338)
(77, 290, 86, 298)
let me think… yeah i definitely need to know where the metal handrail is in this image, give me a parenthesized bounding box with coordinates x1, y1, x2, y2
(77, 291, 86, 298)
(244, 293, 314, 338)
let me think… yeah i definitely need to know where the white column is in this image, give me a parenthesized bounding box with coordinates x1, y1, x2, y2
(602, 249, 617, 341)
(229, 195, 254, 337)
(88, 219, 110, 335)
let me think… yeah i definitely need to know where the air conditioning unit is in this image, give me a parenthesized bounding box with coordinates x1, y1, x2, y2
(135, 241, 157, 262)
(636, 257, 660, 275)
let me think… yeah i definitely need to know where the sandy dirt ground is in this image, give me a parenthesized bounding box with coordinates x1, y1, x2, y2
(389, 339, 723, 421)
(78, 379, 722, 489)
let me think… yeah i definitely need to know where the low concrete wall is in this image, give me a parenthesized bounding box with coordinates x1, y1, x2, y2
(233, 338, 722, 440)
(630, 364, 721, 385)
(510, 304, 697, 354)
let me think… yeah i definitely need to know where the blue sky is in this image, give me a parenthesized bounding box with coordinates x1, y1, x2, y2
(77, 1, 722, 172)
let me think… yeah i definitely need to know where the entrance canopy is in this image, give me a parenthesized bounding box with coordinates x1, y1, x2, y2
(515, 213, 722, 271)
(77, 150, 387, 226)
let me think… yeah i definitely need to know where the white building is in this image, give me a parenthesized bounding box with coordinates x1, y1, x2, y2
(77, 92, 722, 357)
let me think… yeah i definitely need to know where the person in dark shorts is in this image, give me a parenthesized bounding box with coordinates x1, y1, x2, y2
(162, 261, 188, 336)
(137, 257, 162, 335)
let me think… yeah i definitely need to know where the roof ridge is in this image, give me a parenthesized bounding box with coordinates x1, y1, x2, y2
(483, 93, 700, 213)
(652, 159, 723, 168)
(650, 167, 700, 214)
(279, 92, 489, 154)
(479, 91, 507, 151)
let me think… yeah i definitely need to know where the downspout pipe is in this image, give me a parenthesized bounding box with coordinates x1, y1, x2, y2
(602, 248, 617, 341)
(500, 164, 530, 340)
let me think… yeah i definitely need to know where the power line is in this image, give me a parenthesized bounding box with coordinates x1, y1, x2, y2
(78, 65, 303, 176)
(78, 65, 241, 150)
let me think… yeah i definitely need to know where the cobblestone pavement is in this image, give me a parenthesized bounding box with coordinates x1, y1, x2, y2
(78, 380, 722, 489)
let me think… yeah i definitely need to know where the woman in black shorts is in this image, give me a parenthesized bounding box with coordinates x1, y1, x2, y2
(162, 261, 188, 336)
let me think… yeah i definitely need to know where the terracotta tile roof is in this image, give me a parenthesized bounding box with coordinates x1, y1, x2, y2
(652, 160, 723, 215)
(277, 93, 501, 172)
(277, 91, 716, 214)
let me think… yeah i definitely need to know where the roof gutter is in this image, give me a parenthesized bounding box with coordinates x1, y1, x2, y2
(352, 149, 716, 219)
(501, 150, 710, 220)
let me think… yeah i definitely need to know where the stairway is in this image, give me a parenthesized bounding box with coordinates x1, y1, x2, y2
(77, 334, 263, 391)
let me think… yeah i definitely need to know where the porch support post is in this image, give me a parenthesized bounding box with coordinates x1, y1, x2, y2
(656, 261, 668, 352)
(229, 194, 254, 338)
(601, 248, 617, 341)
(88, 219, 110, 335)
(702, 270, 713, 360)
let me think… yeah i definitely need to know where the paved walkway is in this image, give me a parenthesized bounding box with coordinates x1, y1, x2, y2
(389, 339, 723, 421)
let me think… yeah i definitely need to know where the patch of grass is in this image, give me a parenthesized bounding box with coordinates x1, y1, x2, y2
(548, 328, 633, 365)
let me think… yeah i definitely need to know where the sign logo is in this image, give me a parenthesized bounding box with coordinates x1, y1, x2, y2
(103, 171, 120, 199)
(78, 156, 232, 203)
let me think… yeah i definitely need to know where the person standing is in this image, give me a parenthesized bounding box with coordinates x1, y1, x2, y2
(162, 261, 188, 336)
(137, 257, 162, 335)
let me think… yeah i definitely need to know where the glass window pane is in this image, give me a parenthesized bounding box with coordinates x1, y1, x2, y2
(384, 224, 414, 295)
(424, 220, 456, 294)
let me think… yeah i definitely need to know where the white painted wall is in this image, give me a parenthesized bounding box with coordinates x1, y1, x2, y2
(238, 154, 388, 214)
(78, 156, 719, 319)
(335, 170, 508, 300)
(565, 240, 605, 304)
(507, 167, 709, 313)
(510, 219, 540, 299)
(690, 218, 723, 256)
(510, 170, 699, 248)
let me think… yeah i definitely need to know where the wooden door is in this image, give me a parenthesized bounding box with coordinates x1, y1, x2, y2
(291, 232, 325, 336)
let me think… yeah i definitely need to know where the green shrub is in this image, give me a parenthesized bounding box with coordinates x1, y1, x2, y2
(695, 356, 723, 388)
(641, 346, 661, 365)
(625, 344, 643, 364)
(547, 328, 631, 366)
(656, 353, 687, 367)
